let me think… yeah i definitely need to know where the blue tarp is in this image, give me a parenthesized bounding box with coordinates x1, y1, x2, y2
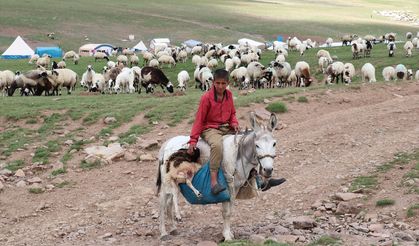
(179, 162, 230, 205)
(35, 47, 63, 58)
(1, 55, 31, 59)
(183, 39, 202, 48)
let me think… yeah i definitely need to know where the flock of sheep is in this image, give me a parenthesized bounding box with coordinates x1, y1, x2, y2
(1, 31, 419, 97)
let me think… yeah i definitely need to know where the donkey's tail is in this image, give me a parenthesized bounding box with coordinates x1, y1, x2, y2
(155, 158, 163, 196)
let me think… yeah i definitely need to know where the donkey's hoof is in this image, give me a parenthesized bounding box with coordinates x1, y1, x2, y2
(169, 229, 179, 236)
(160, 234, 172, 241)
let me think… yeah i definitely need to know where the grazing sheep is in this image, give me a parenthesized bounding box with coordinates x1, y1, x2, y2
(191, 46, 203, 55)
(205, 49, 216, 59)
(387, 42, 396, 57)
(232, 56, 241, 69)
(114, 67, 135, 93)
(107, 61, 116, 69)
(326, 61, 345, 84)
(298, 43, 307, 56)
(44, 68, 78, 95)
(341, 34, 354, 46)
(196, 66, 213, 91)
(9, 70, 44, 96)
(382, 66, 396, 81)
(316, 49, 333, 62)
(36, 54, 51, 68)
(351, 42, 361, 59)
(140, 67, 174, 93)
(80, 65, 96, 91)
(149, 59, 160, 68)
(325, 37, 333, 47)
(122, 48, 134, 56)
(403, 41, 414, 57)
(158, 55, 176, 68)
(177, 50, 188, 63)
(142, 51, 155, 66)
(72, 54, 80, 65)
(246, 62, 266, 88)
(415, 70, 419, 81)
(295, 61, 312, 87)
(287, 70, 297, 86)
(191, 55, 201, 66)
(63, 50, 77, 60)
(318, 57, 331, 74)
(364, 40, 373, 57)
(94, 51, 109, 62)
(272, 62, 291, 87)
(230, 66, 248, 88)
(104, 66, 122, 89)
(129, 54, 140, 67)
(28, 54, 40, 64)
(57, 61, 66, 69)
(207, 59, 218, 70)
(177, 70, 190, 91)
(275, 47, 288, 57)
(117, 55, 128, 66)
(275, 54, 286, 63)
(406, 32, 413, 40)
(395, 64, 413, 80)
(361, 63, 376, 83)
(224, 58, 234, 72)
(288, 37, 301, 51)
(343, 63, 355, 83)
(91, 73, 107, 93)
(0, 70, 16, 96)
(199, 56, 209, 67)
(156, 51, 170, 59)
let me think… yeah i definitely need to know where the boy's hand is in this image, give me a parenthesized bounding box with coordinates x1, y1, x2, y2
(232, 125, 240, 133)
(187, 143, 196, 155)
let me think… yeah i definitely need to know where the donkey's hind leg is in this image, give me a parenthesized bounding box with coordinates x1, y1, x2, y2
(159, 192, 170, 239)
(170, 180, 182, 222)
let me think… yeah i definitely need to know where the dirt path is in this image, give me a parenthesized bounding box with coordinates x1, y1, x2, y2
(0, 81, 418, 245)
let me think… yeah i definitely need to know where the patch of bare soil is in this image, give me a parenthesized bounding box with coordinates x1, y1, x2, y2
(0, 81, 419, 245)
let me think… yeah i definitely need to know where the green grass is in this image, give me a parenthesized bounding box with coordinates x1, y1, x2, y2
(25, 118, 38, 124)
(349, 175, 378, 192)
(28, 187, 44, 194)
(0, 127, 32, 156)
(266, 102, 288, 113)
(376, 199, 395, 207)
(80, 160, 101, 170)
(4, 159, 25, 172)
(32, 140, 61, 164)
(377, 151, 418, 172)
(297, 96, 308, 103)
(407, 204, 419, 218)
(118, 124, 151, 145)
(55, 181, 71, 188)
(307, 236, 341, 246)
(51, 168, 66, 177)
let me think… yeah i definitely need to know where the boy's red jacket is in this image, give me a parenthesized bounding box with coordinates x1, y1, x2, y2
(189, 87, 238, 145)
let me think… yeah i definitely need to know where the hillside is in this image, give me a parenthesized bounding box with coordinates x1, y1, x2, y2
(0, 0, 419, 51)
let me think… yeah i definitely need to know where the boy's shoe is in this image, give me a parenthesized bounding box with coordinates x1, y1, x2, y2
(259, 177, 286, 191)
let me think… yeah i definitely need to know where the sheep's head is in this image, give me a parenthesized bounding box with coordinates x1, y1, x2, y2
(87, 65, 93, 71)
(407, 69, 413, 80)
(166, 81, 174, 93)
(146, 84, 154, 93)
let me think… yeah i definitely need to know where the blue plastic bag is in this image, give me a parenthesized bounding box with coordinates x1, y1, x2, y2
(179, 162, 231, 205)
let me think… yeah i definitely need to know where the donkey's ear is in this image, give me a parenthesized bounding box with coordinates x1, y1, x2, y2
(267, 113, 278, 132)
(249, 112, 260, 130)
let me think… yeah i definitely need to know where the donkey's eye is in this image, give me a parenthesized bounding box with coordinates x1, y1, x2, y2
(273, 142, 276, 147)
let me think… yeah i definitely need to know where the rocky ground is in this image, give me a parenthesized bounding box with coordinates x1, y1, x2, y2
(0, 81, 419, 246)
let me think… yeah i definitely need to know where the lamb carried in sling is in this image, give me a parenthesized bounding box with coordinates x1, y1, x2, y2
(156, 112, 280, 241)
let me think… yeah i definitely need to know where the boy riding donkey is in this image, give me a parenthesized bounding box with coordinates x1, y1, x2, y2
(187, 69, 286, 195)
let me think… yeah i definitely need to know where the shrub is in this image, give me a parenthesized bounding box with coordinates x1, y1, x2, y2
(266, 102, 288, 113)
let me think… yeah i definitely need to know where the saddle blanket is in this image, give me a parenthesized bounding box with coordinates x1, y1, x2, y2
(179, 162, 231, 205)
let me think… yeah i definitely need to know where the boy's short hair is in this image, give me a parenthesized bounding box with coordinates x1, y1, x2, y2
(213, 69, 229, 81)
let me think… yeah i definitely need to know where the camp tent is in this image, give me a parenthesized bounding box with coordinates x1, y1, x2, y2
(150, 38, 170, 50)
(35, 47, 63, 58)
(182, 39, 202, 48)
(237, 38, 266, 49)
(78, 43, 114, 56)
(132, 41, 147, 51)
(1, 36, 34, 59)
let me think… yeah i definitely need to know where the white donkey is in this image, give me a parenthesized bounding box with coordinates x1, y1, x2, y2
(156, 112, 278, 240)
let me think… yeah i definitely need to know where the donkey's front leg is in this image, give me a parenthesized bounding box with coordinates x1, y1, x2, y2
(159, 192, 169, 239)
(222, 201, 234, 240)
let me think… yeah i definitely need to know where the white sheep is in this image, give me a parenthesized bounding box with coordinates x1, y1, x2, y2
(80, 65, 96, 90)
(288, 37, 301, 50)
(149, 59, 159, 68)
(205, 49, 216, 59)
(246, 61, 266, 88)
(122, 48, 134, 56)
(326, 61, 344, 84)
(287, 70, 297, 86)
(156, 51, 170, 58)
(224, 58, 234, 72)
(114, 67, 135, 93)
(73, 54, 80, 65)
(130, 54, 140, 67)
(177, 50, 188, 63)
(298, 43, 307, 56)
(46, 68, 78, 95)
(199, 56, 209, 67)
(318, 57, 330, 74)
(325, 37, 333, 47)
(63, 50, 77, 60)
(295, 61, 312, 87)
(406, 32, 413, 40)
(343, 63, 355, 83)
(230, 66, 248, 88)
(177, 70, 190, 91)
(272, 62, 291, 87)
(232, 56, 241, 68)
(57, 61, 66, 69)
(94, 51, 109, 62)
(158, 55, 176, 68)
(28, 54, 40, 64)
(361, 63, 376, 83)
(415, 70, 419, 81)
(196, 66, 213, 91)
(91, 73, 106, 93)
(316, 49, 333, 62)
(403, 41, 414, 57)
(207, 59, 218, 70)
(117, 55, 128, 66)
(274, 47, 288, 57)
(142, 51, 155, 66)
(36, 54, 51, 68)
(395, 64, 410, 80)
(382, 66, 396, 81)
(191, 55, 201, 66)
(275, 54, 286, 63)
(107, 61, 116, 69)
(0, 70, 16, 96)
(191, 46, 203, 55)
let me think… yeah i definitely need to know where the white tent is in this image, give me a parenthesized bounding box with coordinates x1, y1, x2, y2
(150, 38, 170, 50)
(1, 36, 34, 59)
(133, 41, 147, 51)
(238, 38, 265, 49)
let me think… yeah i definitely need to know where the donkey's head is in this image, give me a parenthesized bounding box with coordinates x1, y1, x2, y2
(250, 112, 278, 178)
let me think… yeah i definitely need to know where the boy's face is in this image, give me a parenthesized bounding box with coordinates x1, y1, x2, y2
(214, 78, 229, 95)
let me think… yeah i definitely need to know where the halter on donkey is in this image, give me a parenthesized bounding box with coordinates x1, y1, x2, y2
(156, 112, 278, 240)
